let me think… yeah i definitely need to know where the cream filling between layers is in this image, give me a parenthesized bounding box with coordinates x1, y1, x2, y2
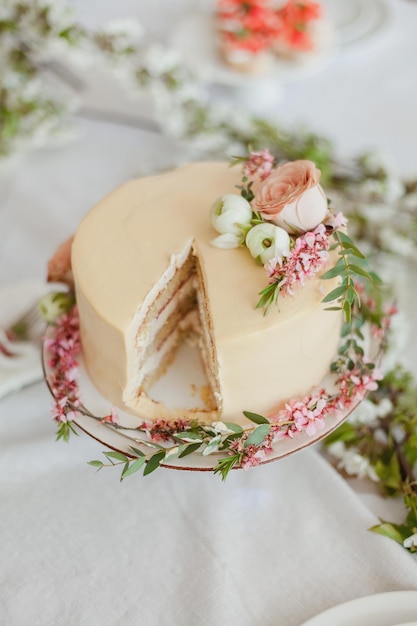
(124, 241, 219, 416)
(134, 275, 196, 379)
(124, 241, 193, 407)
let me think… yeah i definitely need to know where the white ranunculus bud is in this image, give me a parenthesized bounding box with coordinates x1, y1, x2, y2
(245, 223, 290, 264)
(210, 194, 253, 242)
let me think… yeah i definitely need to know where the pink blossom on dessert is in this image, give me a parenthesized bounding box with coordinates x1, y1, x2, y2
(243, 148, 275, 182)
(276, 0, 322, 51)
(252, 160, 328, 233)
(217, 0, 283, 54)
(47, 235, 74, 288)
(265, 223, 330, 296)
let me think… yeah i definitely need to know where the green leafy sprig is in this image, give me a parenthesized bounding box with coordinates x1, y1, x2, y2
(256, 279, 282, 313)
(321, 231, 382, 325)
(87, 413, 270, 481)
(323, 366, 417, 552)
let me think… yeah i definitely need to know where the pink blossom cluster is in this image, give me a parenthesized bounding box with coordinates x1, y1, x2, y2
(139, 418, 191, 442)
(269, 389, 335, 438)
(324, 211, 347, 230)
(335, 364, 383, 407)
(45, 306, 82, 423)
(225, 357, 384, 470)
(265, 223, 330, 295)
(229, 432, 273, 470)
(243, 148, 275, 182)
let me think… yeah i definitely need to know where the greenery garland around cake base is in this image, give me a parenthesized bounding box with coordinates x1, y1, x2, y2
(42, 277, 388, 479)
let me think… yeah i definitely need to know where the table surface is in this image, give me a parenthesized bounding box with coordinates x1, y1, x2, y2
(1, 1, 417, 625)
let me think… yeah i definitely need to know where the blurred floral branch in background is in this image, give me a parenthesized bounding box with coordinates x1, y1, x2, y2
(1, 0, 417, 552)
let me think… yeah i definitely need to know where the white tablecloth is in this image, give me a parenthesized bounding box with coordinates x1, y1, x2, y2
(1, 2, 417, 625)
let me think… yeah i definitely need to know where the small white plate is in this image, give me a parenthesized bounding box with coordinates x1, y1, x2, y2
(321, 0, 391, 47)
(301, 591, 417, 626)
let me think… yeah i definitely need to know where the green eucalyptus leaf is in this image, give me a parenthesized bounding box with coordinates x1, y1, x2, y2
(349, 264, 374, 280)
(104, 451, 129, 463)
(121, 456, 146, 478)
(243, 411, 270, 425)
(321, 263, 346, 280)
(87, 460, 104, 469)
(178, 442, 202, 458)
(322, 284, 347, 303)
(342, 300, 352, 324)
(369, 522, 406, 544)
(368, 270, 382, 284)
(143, 450, 166, 475)
(129, 446, 145, 457)
(338, 247, 365, 258)
(175, 431, 203, 443)
(222, 422, 244, 434)
(244, 424, 271, 447)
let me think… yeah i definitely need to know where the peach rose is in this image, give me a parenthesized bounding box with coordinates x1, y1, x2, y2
(252, 160, 328, 233)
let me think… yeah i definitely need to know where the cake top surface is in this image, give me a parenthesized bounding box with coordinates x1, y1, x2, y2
(71, 161, 325, 340)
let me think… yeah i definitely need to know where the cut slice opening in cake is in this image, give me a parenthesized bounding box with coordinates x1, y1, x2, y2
(123, 240, 221, 421)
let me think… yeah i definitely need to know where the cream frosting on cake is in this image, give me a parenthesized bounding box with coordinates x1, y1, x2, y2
(71, 162, 341, 428)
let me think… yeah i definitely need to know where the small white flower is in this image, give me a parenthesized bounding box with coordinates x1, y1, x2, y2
(245, 223, 290, 264)
(400, 191, 417, 211)
(375, 397, 393, 418)
(338, 449, 379, 482)
(210, 194, 252, 244)
(348, 399, 379, 427)
(143, 44, 181, 76)
(100, 18, 143, 42)
(361, 203, 394, 225)
(403, 533, 417, 549)
(326, 441, 346, 460)
(379, 228, 416, 258)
